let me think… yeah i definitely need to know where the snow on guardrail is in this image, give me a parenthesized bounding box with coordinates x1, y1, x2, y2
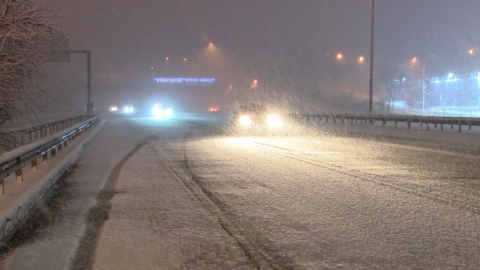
(291, 113, 480, 132)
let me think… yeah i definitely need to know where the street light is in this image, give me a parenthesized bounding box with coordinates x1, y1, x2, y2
(469, 49, 474, 55)
(183, 58, 187, 61)
(165, 56, 169, 60)
(358, 56, 364, 63)
(336, 53, 343, 60)
(368, 0, 375, 116)
(209, 42, 213, 46)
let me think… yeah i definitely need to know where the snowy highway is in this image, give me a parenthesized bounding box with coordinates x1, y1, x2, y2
(2, 113, 480, 269)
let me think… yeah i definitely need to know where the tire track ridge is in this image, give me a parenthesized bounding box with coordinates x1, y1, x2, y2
(70, 135, 157, 270)
(175, 132, 290, 270)
(250, 140, 480, 215)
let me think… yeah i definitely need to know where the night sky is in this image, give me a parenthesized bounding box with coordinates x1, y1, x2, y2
(46, 0, 480, 99)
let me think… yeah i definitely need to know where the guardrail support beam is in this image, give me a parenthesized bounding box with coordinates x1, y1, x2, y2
(31, 159, 37, 171)
(15, 168, 23, 182)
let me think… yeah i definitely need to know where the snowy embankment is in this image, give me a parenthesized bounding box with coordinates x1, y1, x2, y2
(0, 111, 85, 132)
(0, 119, 104, 242)
(301, 118, 480, 152)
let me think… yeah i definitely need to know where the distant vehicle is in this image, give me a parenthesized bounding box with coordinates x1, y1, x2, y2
(122, 105, 134, 113)
(231, 103, 284, 130)
(110, 106, 118, 112)
(152, 102, 173, 118)
(209, 107, 219, 112)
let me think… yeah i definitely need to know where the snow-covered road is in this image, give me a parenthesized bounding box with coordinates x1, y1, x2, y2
(2, 113, 480, 269)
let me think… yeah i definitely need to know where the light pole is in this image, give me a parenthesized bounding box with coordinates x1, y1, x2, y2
(368, 0, 375, 115)
(422, 60, 426, 112)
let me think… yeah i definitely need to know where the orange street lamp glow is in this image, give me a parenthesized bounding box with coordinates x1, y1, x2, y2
(183, 58, 187, 61)
(337, 53, 342, 60)
(209, 42, 213, 46)
(358, 56, 364, 63)
(469, 49, 474, 55)
(165, 57, 169, 60)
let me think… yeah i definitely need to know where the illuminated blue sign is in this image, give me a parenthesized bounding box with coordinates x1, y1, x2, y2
(154, 77, 215, 86)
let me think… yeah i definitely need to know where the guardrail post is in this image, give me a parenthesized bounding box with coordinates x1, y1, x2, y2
(51, 148, 56, 157)
(44, 127, 47, 137)
(16, 168, 23, 182)
(31, 159, 38, 171)
(469, 124, 472, 130)
(42, 153, 48, 164)
(64, 140, 68, 147)
(441, 123, 443, 131)
(58, 143, 63, 152)
(29, 130, 32, 141)
(394, 120, 397, 128)
(382, 119, 386, 126)
(458, 123, 462, 132)
(1, 178, 4, 195)
(407, 121, 411, 129)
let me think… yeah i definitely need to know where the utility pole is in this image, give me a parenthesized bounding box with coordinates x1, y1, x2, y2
(368, 0, 375, 115)
(422, 60, 426, 112)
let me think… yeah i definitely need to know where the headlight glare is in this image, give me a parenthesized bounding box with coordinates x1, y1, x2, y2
(239, 115, 252, 126)
(267, 114, 283, 127)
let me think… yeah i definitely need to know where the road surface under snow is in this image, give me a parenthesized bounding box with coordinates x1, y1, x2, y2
(2, 113, 480, 269)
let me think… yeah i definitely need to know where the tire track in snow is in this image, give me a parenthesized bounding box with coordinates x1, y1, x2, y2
(249, 140, 480, 216)
(174, 131, 293, 270)
(70, 135, 156, 270)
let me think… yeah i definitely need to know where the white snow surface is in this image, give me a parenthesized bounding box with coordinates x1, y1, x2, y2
(3, 114, 480, 269)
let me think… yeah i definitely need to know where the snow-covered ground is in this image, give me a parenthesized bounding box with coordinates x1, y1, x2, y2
(2, 113, 480, 269)
(0, 111, 86, 132)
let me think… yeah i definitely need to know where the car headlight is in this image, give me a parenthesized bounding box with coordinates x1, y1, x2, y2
(267, 114, 283, 127)
(165, 108, 173, 116)
(110, 106, 117, 112)
(152, 107, 163, 117)
(239, 115, 252, 126)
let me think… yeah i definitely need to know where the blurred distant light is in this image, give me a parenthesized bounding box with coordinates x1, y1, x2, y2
(448, 73, 454, 78)
(209, 42, 213, 46)
(358, 56, 364, 63)
(152, 106, 163, 117)
(239, 115, 252, 126)
(183, 58, 187, 61)
(253, 79, 258, 84)
(469, 49, 474, 55)
(267, 114, 283, 127)
(165, 108, 173, 116)
(165, 57, 169, 60)
(150, 66, 154, 70)
(229, 84, 233, 90)
(337, 53, 342, 60)
(411, 57, 417, 64)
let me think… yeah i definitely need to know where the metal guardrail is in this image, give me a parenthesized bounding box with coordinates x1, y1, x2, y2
(0, 115, 94, 152)
(291, 113, 480, 132)
(0, 115, 100, 195)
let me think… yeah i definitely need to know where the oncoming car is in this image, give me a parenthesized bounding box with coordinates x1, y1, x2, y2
(151, 103, 173, 118)
(231, 104, 285, 134)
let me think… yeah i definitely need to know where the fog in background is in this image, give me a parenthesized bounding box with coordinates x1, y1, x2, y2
(37, 0, 480, 114)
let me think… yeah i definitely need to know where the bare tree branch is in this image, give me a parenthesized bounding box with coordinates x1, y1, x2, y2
(0, 0, 65, 125)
